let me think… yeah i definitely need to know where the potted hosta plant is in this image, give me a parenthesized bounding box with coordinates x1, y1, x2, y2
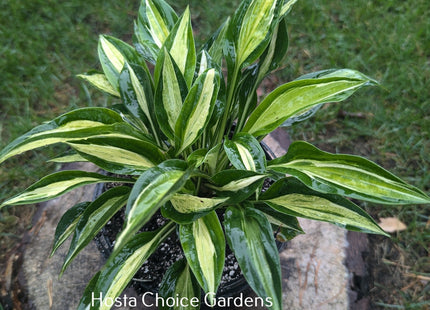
(1, 0, 429, 309)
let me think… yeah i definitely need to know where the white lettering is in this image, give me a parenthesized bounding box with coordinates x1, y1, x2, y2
(138, 291, 275, 308)
(104, 297, 114, 308)
(156, 293, 165, 307)
(244, 296, 254, 307)
(190, 297, 200, 307)
(204, 292, 216, 307)
(265, 297, 274, 307)
(142, 292, 154, 307)
(179, 297, 190, 307)
(234, 293, 243, 307)
(125, 295, 137, 307)
(254, 296, 264, 307)
(91, 292, 103, 306)
(166, 297, 176, 307)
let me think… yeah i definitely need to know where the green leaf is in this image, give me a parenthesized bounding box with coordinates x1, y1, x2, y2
(186, 148, 208, 168)
(0, 171, 132, 208)
(68, 136, 166, 175)
(180, 211, 225, 301)
(209, 170, 266, 203)
(119, 62, 159, 137)
(256, 16, 289, 81)
(158, 259, 201, 310)
(260, 177, 388, 235)
(170, 193, 227, 214)
(51, 202, 90, 257)
(77, 271, 100, 310)
(98, 35, 146, 91)
(78, 222, 175, 310)
(0, 107, 146, 164)
(224, 132, 266, 172)
(203, 144, 222, 175)
(224, 205, 282, 310)
(113, 160, 190, 253)
(48, 153, 88, 163)
(234, 0, 281, 68)
(61, 187, 131, 274)
(259, 177, 386, 235)
(269, 141, 430, 205)
(256, 204, 304, 241)
(77, 71, 120, 97)
(207, 18, 230, 66)
(154, 48, 188, 141)
(134, 0, 178, 63)
(280, 0, 298, 17)
(164, 7, 196, 87)
(175, 68, 220, 154)
(243, 69, 378, 136)
(162, 193, 227, 224)
(265, 194, 389, 236)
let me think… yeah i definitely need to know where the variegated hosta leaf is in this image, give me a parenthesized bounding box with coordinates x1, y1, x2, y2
(48, 153, 88, 163)
(256, 204, 304, 241)
(186, 148, 208, 168)
(77, 270, 100, 310)
(224, 205, 282, 310)
(61, 186, 131, 274)
(0, 171, 132, 208)
(163, 7, 196, 87)
(162, 193, 228, 224)
(224, 132, 266, 172)
(180, 211, 225, 301)
(269, 141, 430, 205)
(68, 137, 165, 175)
(209, 170, 266, 203)
(196, 50, 218, 77)
(235, 65, 259, 130)
(175, 68, 220, 154)
(113, 160, 190, 253)
(280, 0, 298, 17)
(260, 177, 387, 236)
(77, 71, 120, 97)
(154, 48, 188, 141)
(202, 144, 222, 176)
(78, 222, 175, 310)
(256, 16, 289, 83)
(243, 69, 378, 137)
(0, 107, 146, 164)
(51, 202, 90, 257)
(158, 259, 201, 310)
(171, 193, 227, 214)
(264, 193, 388, 236)
(134, 0, 178, 63)
(207, 18, 230, 66)
(235, 0, 280, 68)
(119, 62, 158, 137)
(98, 35, 147, 91)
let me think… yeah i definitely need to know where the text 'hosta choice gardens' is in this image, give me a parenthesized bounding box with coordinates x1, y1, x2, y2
(1, 0, 429, 309)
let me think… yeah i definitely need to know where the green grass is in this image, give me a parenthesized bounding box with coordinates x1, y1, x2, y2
(0, 0, 139, 267)
(0, 0, 428, 308)
(283, 0, 429, 307)
(0, 0, 138, 194)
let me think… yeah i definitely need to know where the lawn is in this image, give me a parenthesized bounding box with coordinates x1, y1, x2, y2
(284, 1, 429, 307)
(0, 0, 428, 308)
